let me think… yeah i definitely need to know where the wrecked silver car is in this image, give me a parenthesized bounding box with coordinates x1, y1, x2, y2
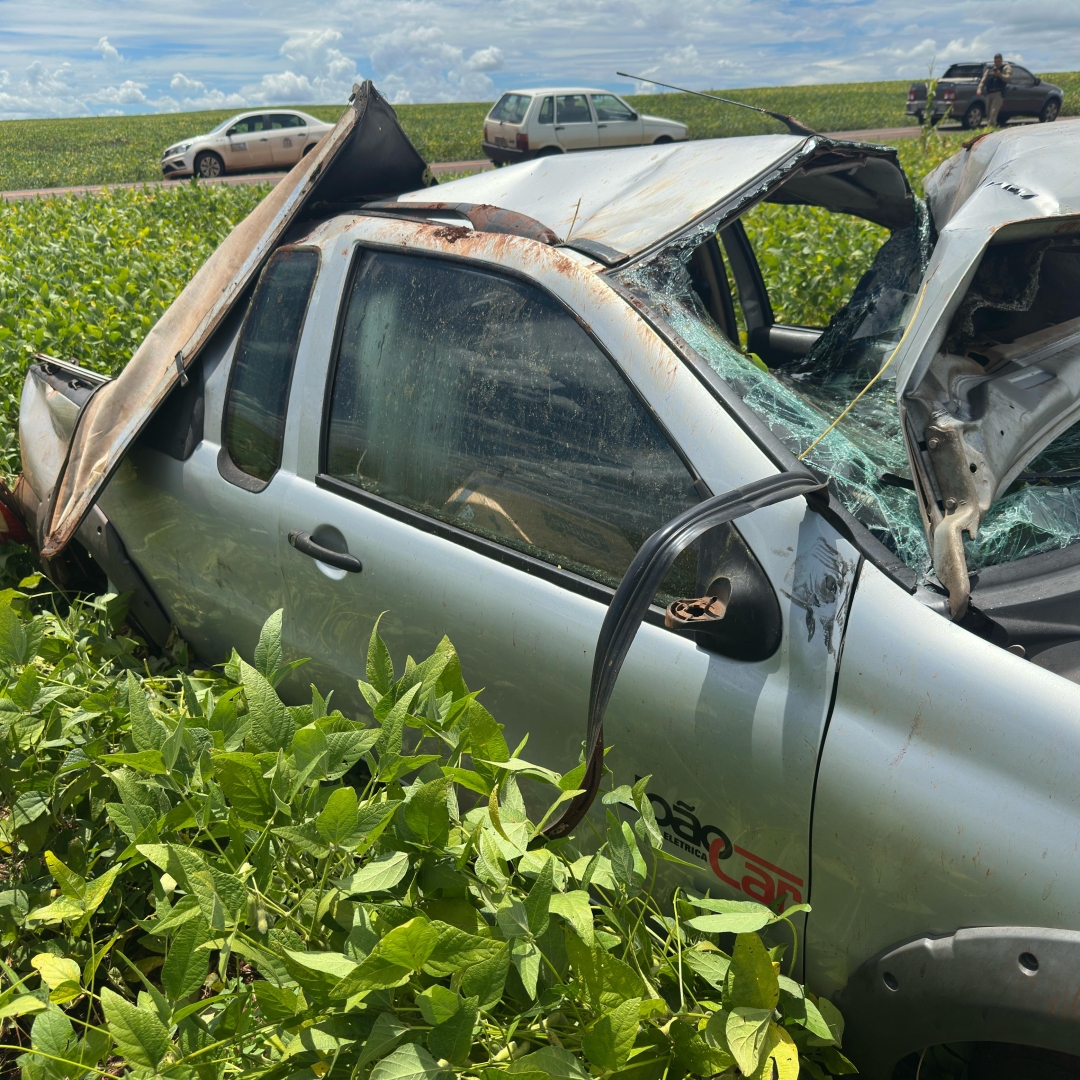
(16, 83, 1080, 1072)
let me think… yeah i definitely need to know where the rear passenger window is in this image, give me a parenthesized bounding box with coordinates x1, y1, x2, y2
(538, 96, 554, 124)
(222, 248, 318, 487)
(324, 251, 700, 591)
(556, 95, 593, 123)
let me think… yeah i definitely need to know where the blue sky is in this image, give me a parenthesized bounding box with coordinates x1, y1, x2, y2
(1, 0, 1077, 119)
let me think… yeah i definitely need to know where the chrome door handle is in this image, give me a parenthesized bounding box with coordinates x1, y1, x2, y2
(288, 530, 362, 573)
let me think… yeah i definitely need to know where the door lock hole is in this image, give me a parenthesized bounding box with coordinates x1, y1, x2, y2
(1018, 951, 1039, 975)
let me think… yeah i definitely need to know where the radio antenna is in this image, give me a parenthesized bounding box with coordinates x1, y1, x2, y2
(616, 71, 818, 136)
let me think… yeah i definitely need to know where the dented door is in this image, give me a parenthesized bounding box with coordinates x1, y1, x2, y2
(276, 219, 858, 934)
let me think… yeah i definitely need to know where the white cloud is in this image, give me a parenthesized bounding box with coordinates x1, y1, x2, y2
(97, 35, 121, 62)
(170, 72, 205, 93)
(368, 26, 501, 103)
(89, 79, 147, 105)
(465, 47, 504, 73)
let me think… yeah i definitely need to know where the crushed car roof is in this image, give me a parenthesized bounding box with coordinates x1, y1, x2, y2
(396, 135, 914, 259)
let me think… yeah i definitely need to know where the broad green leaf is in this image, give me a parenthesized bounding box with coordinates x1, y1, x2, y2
(101, 986, 172, 1068)
(366, 613, 395, 696)
(284, 949, 361, 1003)
(336, 849, 410, 895)
(254, 609, 284, 682)
(815, 996, 845, 1044)
(357, 1012, 409, 1074)
(687, 896, 777, 935)
(669, 1016, 734, 1077)
(507, 1046, 589, 1079)
(377, 916, 439, 971)
(370, 1043, 444, 1080)
(0, 994, 46, 1020)
(27, 1008, 76, 1079)
(127, 670, 168, 751)
(681, 947, 730, 990)
(427, 999, 477, 1064)
(416, 985, 462, 1027)
(44, 851, 84, 900)
(724, 931, 780, 1011)
(582, 997, 640, 1072)
(723, 1006, 773, 1075)
(101, 750, 168, 774)
(331, 951, 411, 997)
(30, 954, 80, 990)
(751, 1022, 800, 1080)
(606, 810, 637, 890)
(161, 915, 210, 1002)
(212, 752, 275, 823)
(632, 774, 664, 850)
(460, 943, 509, 1010)
(402, 778, 451, 846)
(316, 786, 359, 846)
(253, 982, 302, 1023)
(240, 659, 295, 753)
(495, 897, 530, 940)
(548, 890, 594, 946)
(160, 715, 186, 772)
(149, 893, 202, 935)
(77, 863, 123, 930)
(511, 938, 541, 1000)
(523, 857, 552, 936)
(422, 922, 503, 977)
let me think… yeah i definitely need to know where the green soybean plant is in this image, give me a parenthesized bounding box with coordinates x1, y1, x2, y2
(0, 591, 855, 1079)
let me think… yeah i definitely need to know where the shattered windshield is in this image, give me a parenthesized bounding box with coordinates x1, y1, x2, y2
(622, 195, 1080, 579)
(620, 204, 936, 576)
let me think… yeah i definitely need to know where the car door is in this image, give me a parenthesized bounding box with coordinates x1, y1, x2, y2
(591, 93, 643, 147)
(96, 245, 320, 664)
(226, 114, 272, 169)
(1005, 65, 1037, 115)
(555, 94, 599, 151)
(277, 220, 858, 921)
(268, 113, 305, 167)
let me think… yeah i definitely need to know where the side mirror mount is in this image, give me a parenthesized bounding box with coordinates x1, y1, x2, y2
(1035, 77, 1042, 85)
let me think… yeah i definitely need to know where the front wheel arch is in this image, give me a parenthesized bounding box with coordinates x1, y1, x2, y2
(653, 134, 674, 144)
(835, 926, 1080, 1078)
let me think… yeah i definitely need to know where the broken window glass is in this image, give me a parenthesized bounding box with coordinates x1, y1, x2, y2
(325, 249, 702, 594)
(620, 201, 935, 575)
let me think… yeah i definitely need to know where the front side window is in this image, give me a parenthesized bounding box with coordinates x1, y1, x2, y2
(325, 252, 700, 590)
(592, 94, 636, 121)
(490, 94, 531, 124)
(223, 248, 319, 484)
(269, 113, 304, 128)
(227, 115, 267, 135)
(556, 94, 593, 124)
(1010, 67, 1034, 86)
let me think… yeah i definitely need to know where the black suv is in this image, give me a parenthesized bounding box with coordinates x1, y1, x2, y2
(907, 62, 1064, 129)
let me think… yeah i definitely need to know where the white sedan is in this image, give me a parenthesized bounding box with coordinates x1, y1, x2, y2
(160, 109, 334, 179)
(482, 87, 688, 164)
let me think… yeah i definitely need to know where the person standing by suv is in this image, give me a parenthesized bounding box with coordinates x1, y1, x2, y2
(978, 54, 1012, 126)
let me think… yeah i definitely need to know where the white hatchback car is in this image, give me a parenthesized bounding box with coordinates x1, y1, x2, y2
(482, 87, 688, 164)
(160, 109, 334, 180)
